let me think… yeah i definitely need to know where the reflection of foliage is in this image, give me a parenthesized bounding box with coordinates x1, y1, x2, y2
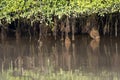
(0, 68, 119, 80)
(0, 0, 120, 25)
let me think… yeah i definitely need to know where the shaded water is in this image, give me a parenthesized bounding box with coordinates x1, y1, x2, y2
(0, 35, 120, 79)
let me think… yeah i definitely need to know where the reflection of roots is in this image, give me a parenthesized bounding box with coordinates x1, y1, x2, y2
(65, 37, 71, 50)
(64, 53, 71, 70)
(14, 56, 23, 69)
(62, 37, 71, 70)
(23, 57, 35, 69)
(63, 49, 71, 71)
(87, 39, 100, 71)
(90, 39, 100, 51)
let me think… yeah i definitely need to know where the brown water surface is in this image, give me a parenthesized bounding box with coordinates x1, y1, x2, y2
(0, 35, 120, 78)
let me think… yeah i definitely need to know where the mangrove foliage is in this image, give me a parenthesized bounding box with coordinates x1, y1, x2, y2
(0, 0, 120, 39)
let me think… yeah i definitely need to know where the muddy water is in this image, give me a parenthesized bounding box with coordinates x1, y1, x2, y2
(0, 35, 120, 78)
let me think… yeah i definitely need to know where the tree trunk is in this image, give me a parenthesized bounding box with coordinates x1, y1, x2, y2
(72, 17, 75, 41)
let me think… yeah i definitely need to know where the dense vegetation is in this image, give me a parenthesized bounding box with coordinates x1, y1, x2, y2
(0, 0, 120, 23)
(0, 0, 120, 39)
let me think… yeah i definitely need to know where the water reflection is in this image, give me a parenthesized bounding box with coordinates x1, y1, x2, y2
(0, 36, 120, 78)
(87, 39, 100, 72)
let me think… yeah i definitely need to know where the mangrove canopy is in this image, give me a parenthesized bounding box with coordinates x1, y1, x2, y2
(0, 0, 120, 39)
